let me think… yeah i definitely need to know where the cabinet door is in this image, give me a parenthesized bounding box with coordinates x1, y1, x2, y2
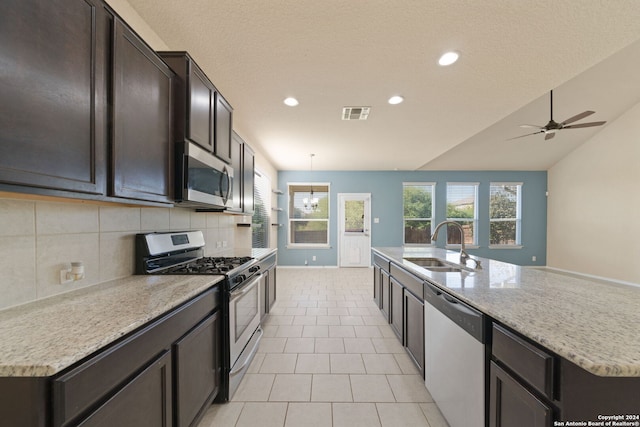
(173, 312, 220, 427)
(404, 290, 424, 375)
(259, 272, 267, 320)
(380, 270, 390, 321)
(78, 351, 172, 427)
(0, 0, 107, 195)
(214, 94, 233, 163)
(111, 19, 173, 203)
(243, 143, 255, 214)
(267, 268, 277, 312)
(390, 277, 404, 342)
(188, 65, 214, 151)
(489, 361, 552, 427)
(373, 266, 381, 308)
(229, 132, 243, 212)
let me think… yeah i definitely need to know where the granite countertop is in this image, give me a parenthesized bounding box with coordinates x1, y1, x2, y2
(0, 274, 223, 377)
(373, 247, 640, 378)
(0, 248, 277, 378)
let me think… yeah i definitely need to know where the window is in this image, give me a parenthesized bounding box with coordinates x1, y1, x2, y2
(403, 183, 434, 244)
(489, 183, 522, 246)
(344, 200, 365, 233)
(252, 169, 271, 248)
(288, 183, 329, 246)
(446, 183, 478, 245)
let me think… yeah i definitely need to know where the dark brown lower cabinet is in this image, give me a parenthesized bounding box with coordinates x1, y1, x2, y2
(390, 278, 404, 341)
(267, 268, 277, 312)
(0, 287, 221, 427)
(173, 312, 220, 427)
(380, 270, 390, 321)
(373, 265, 381, 308)
(489, 361, 552, 427)
(78, 351, 172, 427)
(404, 290, 424, 375)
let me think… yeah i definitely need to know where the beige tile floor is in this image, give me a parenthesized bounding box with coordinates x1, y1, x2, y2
(198, 267, 449, 427)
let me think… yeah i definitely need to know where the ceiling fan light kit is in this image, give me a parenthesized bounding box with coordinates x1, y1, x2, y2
(510, 90, 606, 141)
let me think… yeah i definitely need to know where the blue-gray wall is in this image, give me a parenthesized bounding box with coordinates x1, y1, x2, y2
(276, 170, 547, 266)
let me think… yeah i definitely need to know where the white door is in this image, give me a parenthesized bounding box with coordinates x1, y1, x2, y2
(338, 193, 371, 267)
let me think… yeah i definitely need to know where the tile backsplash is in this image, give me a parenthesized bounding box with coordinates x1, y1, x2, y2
(0, 197, 251, 310)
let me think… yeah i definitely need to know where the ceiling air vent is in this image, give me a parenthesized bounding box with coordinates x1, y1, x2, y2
(342, 106, 371, 121)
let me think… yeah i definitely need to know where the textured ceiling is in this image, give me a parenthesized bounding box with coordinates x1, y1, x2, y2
(123, 0, 640, 171)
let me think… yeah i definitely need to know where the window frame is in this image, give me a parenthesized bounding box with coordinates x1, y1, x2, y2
(445, 182, 479, 247)
(287, 182, 330, 248)
(402, 182, 436, 246)
(489, 182, 523, 248)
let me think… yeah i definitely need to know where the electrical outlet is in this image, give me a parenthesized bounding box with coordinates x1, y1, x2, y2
(222, 241, 227, 248)
(312, 256, 316, 261)
(304, 260, 308, 265)
(532, 256, 537, 262)
(216, 241, 222, 248)
(374, 218, 380, 223)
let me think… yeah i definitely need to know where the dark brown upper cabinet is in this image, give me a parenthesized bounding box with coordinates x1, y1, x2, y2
(159, 52, 234, 164)
(242, 142, 255, 215)
(229, 132, 243, 212)
(228, 132, 255, 214)
(0, 0, 109, 195)
(215, 94, 233, 163)
(111, 18, 174, 204)
(0, 0, 175, 206)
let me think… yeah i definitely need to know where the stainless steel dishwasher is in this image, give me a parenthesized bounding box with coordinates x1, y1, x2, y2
(424, 281, 487, 427)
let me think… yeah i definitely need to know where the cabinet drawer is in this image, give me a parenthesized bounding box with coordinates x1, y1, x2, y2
(492, 324, 555, 400)
(52, 286, 219, 426)
(77, 351, 172, 427)
(390, 263, 423, 299)
(373, 253, 390, 272)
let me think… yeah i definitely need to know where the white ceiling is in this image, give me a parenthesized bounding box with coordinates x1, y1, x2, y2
(125, 0, 640, 171)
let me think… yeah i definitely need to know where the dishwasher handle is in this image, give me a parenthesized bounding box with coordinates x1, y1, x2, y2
(424, 281, 486, 343)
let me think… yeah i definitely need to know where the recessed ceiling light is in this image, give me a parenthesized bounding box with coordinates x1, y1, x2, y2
(388, 95, 404, 105)
(284, 97, 299, 107)
(438, 51, 459, 66)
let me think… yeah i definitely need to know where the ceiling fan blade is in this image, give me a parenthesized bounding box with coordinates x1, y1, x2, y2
(561, 110, 595, 125)
(507, 130, 544, 140)
(562, 121, 606, 129)
(544, 132, 556, 141)
(519, 124, 544, 129)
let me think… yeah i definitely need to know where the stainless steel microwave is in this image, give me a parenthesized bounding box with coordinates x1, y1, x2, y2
(175, 141, 234, 210)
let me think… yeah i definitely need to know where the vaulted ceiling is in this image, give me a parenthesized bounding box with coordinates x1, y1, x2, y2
(124, 0, 640, 171)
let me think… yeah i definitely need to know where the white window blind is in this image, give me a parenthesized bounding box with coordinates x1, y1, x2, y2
(252, 170, 270, 248)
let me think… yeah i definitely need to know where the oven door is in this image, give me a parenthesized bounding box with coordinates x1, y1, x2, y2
(229, 273, 262, 367)
(176, 141, 233, 209)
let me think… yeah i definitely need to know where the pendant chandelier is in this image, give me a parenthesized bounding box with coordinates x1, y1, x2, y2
(303, 154, 318, 211)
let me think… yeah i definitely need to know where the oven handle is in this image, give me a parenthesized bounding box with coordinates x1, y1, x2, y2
(229, 326, 263, 376)
(229, 273, 262, 300)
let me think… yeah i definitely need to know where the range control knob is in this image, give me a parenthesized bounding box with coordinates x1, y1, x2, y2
(249, 265, 261, 273)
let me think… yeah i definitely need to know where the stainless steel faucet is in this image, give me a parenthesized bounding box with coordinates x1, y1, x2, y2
(431, 221, 481, 269)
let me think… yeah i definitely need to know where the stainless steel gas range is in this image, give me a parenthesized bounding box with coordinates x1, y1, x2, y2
(136, 230, 264, 401)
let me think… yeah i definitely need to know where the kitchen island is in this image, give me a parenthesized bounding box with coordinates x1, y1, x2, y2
(373, 246, 640, 425)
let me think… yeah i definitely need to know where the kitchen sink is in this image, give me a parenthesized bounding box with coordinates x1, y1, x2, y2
(403, 257, 470, 272)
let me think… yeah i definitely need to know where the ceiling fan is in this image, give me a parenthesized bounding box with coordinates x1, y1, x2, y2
(510, 90, 606, 140)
